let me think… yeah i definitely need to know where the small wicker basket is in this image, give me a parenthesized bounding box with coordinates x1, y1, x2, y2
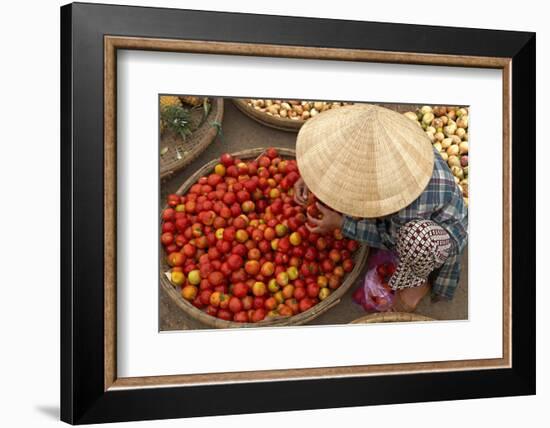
(160, 147, 369, 328)
(232, 99, 304, 132)
(160, 98, 224, 179)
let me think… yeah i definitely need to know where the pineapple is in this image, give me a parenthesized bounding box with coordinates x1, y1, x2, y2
(160, 96, 182, 135)
(159, 96, 182, 109)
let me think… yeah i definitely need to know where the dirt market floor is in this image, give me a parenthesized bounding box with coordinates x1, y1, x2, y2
(160, 99, 468, 330)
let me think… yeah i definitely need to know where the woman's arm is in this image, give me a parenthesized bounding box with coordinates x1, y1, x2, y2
(306, 203, 343, 234)
(305, 203, 389, 248)
(341, 215, 390, 249)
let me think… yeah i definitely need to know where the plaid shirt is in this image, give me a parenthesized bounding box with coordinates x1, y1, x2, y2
(342, 149, 468, 300)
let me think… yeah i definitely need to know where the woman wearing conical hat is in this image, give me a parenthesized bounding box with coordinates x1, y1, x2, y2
(294, 104, 468, 312)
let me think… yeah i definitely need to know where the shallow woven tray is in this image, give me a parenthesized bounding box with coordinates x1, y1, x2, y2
(232, 99, 305, 132)
(160, 147, 369, 329)
(233, 100, 427, 133)
(160, 98, 224, 179)
(350, 312, 434, 324)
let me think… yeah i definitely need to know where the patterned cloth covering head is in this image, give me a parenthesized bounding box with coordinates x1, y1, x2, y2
(389, 219, 453, 290)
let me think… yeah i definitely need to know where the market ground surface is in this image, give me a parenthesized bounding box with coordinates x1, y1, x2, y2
(160, 99, 468, 330)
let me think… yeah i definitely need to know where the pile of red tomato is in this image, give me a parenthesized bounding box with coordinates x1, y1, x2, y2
(161, 148, 359, 323)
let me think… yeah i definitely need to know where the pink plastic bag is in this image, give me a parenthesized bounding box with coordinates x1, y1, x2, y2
(352, 249, 398, 312)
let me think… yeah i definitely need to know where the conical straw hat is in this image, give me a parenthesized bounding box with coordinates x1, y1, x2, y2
(296, 104, 434, 218)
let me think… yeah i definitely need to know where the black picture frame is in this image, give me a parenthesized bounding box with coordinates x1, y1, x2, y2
(61, 2, 535, 424)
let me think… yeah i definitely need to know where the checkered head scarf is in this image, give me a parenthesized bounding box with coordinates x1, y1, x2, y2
(389, 219, 453, 290)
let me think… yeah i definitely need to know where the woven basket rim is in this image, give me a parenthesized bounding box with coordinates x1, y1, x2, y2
(350, 312, 435, 324)
(160, 147, 369, 329)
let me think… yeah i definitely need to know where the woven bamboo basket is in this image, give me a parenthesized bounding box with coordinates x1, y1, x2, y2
(233, 99, 305, 132)
(160, 147, 369, 328)
(350, 312, 434, 324)
(160, 97, 224, 179)
(233, 100, 426, 133)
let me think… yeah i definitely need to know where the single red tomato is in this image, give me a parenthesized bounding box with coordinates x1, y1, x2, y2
(233, 311, 249, 323)
(241, 295, 254, 311)
(228, 296, 243, 313)
(162, 208, 175, 221)
(217, 309, 233, 321)
(161, 232, 174, 246)
(251, 308, 266, 322)
(232, 282, 249, 298)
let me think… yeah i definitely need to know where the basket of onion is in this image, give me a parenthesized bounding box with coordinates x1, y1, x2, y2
(403, 105, 469, 205)
(233, 98, 354, 132)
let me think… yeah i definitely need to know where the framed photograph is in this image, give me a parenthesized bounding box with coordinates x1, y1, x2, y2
(61, 2, 535, 424)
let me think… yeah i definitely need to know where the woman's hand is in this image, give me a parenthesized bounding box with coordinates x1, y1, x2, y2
(306, 203, 344, 234)
(293, 177, 309, 206)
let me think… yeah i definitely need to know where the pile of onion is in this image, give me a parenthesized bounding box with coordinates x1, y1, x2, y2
(246, 99, 354, 121)
(404, 106, 469, 205)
